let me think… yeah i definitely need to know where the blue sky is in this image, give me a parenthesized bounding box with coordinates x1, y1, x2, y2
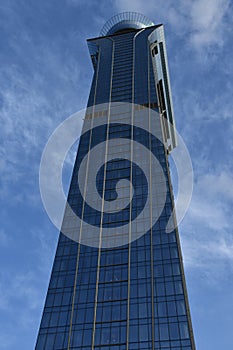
(0, 0, 232, 349)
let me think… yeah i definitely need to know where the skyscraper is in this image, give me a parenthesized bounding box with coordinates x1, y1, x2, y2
(36, 12, 196, 350)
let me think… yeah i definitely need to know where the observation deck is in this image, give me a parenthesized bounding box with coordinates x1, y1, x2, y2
(100, 12, 154, 36)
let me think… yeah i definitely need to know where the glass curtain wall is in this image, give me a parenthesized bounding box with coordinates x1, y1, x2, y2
(35, 19, 195, 350)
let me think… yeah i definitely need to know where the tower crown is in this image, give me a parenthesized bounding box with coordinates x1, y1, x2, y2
(100, 12, 154, 36)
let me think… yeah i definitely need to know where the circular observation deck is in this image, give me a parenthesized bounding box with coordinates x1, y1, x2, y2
(100, 12, 154, 36)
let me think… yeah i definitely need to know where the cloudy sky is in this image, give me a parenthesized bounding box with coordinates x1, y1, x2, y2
(0, 0, 232, 349)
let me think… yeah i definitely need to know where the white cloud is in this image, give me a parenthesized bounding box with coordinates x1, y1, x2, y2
(0, 269, 44, 312)
(0, 226, 56, 326)
(0, 39, 84, 208)
(191, 0, 229, 29)
(179, 167, 233, 283)
(196, 171, 233, 201)
(114, 0, 232, 50)
(190, 0, 231, 47)
(0, 230, 8, 246)
(182, 232, 233, 275)
(189, 198, 229, 231)
(187, 170, 233, 230)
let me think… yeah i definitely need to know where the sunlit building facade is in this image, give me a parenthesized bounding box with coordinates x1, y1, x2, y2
(36, 12, 196, 350)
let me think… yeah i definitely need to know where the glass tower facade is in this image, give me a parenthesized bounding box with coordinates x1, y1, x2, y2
(36, 13, 196, 350)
